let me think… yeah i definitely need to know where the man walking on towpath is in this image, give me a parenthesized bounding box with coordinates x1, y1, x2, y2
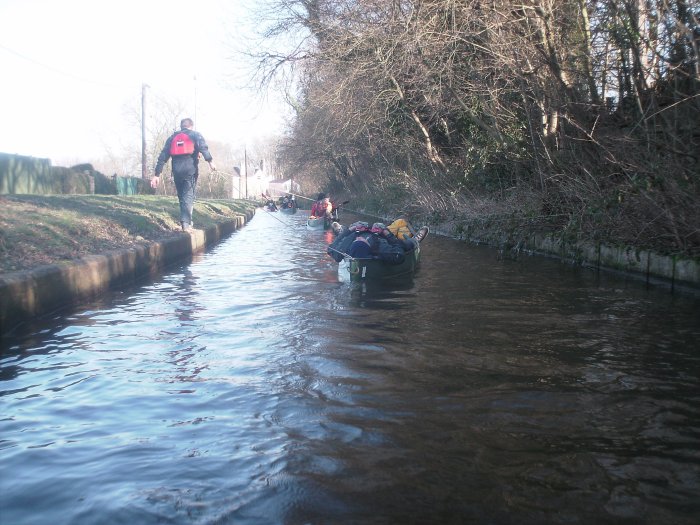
(151, 118, 216, 231)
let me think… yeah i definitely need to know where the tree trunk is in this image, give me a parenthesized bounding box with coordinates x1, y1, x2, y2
(579, 0, 601, 104)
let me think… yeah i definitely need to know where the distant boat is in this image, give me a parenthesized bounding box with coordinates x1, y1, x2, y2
(278, 195, 298, 214)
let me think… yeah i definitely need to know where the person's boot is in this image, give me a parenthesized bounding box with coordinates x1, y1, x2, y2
(415, 226, 429, 242)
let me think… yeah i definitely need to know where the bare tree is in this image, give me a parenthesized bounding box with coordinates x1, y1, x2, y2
(251, 0, 699, 254)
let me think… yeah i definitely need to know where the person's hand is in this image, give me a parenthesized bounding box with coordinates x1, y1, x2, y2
(209, 161, 217, 172)
(150, 176, 159, 189)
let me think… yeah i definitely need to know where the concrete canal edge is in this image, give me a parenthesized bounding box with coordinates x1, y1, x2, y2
(0, 209, 255, 335)
(530, 234, 700, 292)
(443, 224, 700, 293)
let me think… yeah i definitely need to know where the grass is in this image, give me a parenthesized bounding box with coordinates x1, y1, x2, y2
(0, 195, 256, 274)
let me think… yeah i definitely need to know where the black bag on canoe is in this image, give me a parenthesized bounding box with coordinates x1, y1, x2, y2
(327, 230, 356, 262)
(374, 238, 406, 265)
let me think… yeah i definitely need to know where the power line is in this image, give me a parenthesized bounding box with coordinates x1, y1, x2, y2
(0, 41, 129, 89)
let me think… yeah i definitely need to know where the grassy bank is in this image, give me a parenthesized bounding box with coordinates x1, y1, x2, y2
(0, 195, 256, 274)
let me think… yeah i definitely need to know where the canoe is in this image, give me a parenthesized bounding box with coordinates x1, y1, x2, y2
(307, 216, 331, 229)
(280, 207, 297, 215)
(338, 240, 422, 283)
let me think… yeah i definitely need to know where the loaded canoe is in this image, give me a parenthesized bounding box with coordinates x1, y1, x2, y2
(338, 241, 422, 283)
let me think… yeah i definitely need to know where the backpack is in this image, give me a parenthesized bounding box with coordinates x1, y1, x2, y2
(388, 218, 412, 240)
(169, 131, 195, 156)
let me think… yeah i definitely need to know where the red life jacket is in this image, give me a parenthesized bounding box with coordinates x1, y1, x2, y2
(311, 200, 326, 217)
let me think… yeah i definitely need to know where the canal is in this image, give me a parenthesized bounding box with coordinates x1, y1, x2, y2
(1, 209, 699, 524)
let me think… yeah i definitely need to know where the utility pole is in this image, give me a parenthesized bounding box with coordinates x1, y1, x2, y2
(193, 75, 197, 126)
(141, 83, 149, 179)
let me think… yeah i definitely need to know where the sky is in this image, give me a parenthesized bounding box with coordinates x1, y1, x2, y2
(0, 0, 291, 165)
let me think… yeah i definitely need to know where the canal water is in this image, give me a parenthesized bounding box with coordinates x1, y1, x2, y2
(1, 209, 699, 525)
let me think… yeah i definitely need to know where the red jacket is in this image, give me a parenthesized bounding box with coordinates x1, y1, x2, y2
(311, 199, 332, 217)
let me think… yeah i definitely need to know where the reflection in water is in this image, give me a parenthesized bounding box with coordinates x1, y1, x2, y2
(159, 267, 208, 390)
(172, 268, 200, 323)
(1, 209, 699, 525)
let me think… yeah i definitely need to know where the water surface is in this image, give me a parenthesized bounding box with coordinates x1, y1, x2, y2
(1, 209, 699, 524)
